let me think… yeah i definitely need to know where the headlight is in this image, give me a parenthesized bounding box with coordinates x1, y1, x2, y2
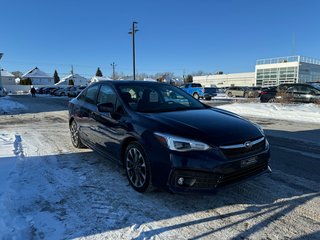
(154, 133, 211, 152)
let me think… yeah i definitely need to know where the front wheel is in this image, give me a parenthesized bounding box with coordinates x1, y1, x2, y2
(124, 142, 151, 193)
(268, 98, 276, 103)
(227, 92, 233, 97)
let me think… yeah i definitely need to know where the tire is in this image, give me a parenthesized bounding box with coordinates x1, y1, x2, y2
(244, 92, 249, 98)
(70, 120, 86, 148)
(268, 98, 276, 103)
(193, 92, 200, 100)
(227, 92, 233, 97)
(205, 96, 212, 100)
(124, 142, 152, 193)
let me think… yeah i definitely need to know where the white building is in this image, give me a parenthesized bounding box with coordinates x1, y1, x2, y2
(193, 72, 255, 87)
(0, 69, 16, 85)
(22, 67, 53, 85)
(256, 56, 320, 87)
(56, 73, 89, 86)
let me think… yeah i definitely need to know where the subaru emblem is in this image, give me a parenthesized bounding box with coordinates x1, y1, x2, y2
(244, 141, 253, 149)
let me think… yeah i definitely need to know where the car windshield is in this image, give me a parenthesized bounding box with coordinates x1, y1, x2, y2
(117, 83, 206, 113)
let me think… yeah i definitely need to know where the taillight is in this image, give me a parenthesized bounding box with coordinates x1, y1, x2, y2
(260, 91, 268, 95)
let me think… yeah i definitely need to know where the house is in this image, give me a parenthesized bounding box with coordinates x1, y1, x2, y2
(55, 73, 89, 86)
(0, 69, 16, 85)
(22, 67, 53, 85)
(89, 76, 111, 84)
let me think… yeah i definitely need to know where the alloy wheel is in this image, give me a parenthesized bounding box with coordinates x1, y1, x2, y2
(126, 147, 147, 188)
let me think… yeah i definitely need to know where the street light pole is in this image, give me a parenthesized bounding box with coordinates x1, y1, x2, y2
(110, 62, 116, 80)
(128, 21, 138, 80)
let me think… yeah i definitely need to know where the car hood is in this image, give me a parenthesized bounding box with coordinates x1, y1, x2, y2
(141, 108, 263, 146)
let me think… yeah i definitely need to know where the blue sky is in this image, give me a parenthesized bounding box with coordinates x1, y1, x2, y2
(1, 0, 320, 78)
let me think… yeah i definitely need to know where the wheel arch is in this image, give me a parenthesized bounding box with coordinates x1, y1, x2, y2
(120, 136, 139, 166)
(69, 117, 74, 126)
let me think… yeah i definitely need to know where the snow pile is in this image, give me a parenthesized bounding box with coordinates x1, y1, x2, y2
(0, 96, 27, 114)
(218, 102, 320, 123)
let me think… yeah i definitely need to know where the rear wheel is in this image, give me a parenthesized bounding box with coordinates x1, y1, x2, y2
(268, 98, 276, 103)
(193, 92, 200, 100)
(244, 92, 249, 98)
(124, 142, 152, 193)
(205, 96, 212, 100)
(70, 120, 85, 148)
(227, 92, 233, 97)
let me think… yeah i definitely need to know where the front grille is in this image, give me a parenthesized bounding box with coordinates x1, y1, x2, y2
(219, 162, 268, 187)
(220, 137, 266, 159)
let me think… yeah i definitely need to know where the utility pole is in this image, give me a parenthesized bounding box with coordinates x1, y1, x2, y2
(128, 21, 138, 80)
(0, 53, 3, 87)
(110, 62, 116, 80)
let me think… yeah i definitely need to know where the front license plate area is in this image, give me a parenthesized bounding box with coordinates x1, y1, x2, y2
(241, 157, 257, 168)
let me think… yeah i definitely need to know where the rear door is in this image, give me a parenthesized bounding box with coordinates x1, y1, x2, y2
(75, 84, 100, 145)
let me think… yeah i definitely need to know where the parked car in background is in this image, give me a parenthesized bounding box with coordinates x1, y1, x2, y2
(36, 87, 46, 94)
(68, 86, 86, 97)
(246, 87, 262, 98)
(0, 87, 8, 97)
(68, 81, 271, 193)
(203, 87, 218, 100)
(180, 83, 204, 99)
(42, 87, 59, 94)
(226, 86, 248, 97)
(50, 87, 62, 95)
(54, 86, 73, 96)
(260, 83, 320, 103)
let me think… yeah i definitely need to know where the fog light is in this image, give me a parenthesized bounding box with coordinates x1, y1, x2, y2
(177, 177, 184, 185)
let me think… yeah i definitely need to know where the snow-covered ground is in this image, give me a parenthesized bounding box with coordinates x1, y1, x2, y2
(0, 96, 27, 114)
(217, 102, 320, 124)
(1, 96, 320, 239)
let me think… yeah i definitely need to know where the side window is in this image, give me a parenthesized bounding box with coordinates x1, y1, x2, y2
(298, 85, 309, 93)
(97, 84, 117, 106)
(84, 85, 100, 104)
(306, 86, 320, 95)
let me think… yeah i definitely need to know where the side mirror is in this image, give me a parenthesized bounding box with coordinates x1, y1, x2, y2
(97, 102, 114, 113)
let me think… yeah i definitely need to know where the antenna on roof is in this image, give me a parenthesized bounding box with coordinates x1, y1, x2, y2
(71, 65, 74, 76)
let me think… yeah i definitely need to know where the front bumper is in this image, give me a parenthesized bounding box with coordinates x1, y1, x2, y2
(166, 149, 270, 194)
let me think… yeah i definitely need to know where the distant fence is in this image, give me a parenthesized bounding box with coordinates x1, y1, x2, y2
(3, 85, 56, 94)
